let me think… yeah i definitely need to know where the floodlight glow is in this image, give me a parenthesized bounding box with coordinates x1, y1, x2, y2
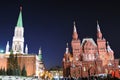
(0, 49, 4, 53)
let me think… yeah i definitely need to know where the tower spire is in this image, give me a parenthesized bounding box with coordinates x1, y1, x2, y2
(12, 6, 24, 54)
(17, 6, 23, 27)
(25, 44, 28, 54)
(72, 21, 78, 40)
(97, 20, 101, 32)
(65, 43, 69, 53)
(107, 41, 113, 53)
(97, 20, 102, 39)
(5, 41, 9, 53)
(38, 48, 42, 61)
(39, 48, 42, 55)
(73, 21, 77, 32)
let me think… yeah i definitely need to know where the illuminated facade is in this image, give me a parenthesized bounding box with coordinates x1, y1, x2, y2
(0, 7, 45, 76)
(49, 69, 63, 79)
(36, 48, 45, 77)
(62, 21, 119, 78)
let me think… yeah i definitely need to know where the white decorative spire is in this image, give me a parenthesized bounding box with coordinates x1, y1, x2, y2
(39, 48, 42, 55)
(97, 21, 100, 32)
(65, 43, 69, 53)
(5, 41, 9, 53)
(73, 21, 77, 32)
(97, 20, 101, 32)
(72, 21, 78, 40)
(107, 41, 113, 53)
(97, 20, 103, 39)
(25, 44, 28, 54)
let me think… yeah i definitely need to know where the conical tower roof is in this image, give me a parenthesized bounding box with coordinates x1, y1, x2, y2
(17, 7, 23, 27)
(72, 21, 78, 39)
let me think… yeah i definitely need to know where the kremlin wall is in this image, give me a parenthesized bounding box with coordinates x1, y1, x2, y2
(0, 54, 36, 76)
(62, 22, 119, 78)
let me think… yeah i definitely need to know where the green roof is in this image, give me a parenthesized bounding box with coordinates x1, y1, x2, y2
(17, 10, 23, 27)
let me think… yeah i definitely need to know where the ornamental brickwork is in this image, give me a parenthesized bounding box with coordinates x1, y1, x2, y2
(62, 22, 119, 78)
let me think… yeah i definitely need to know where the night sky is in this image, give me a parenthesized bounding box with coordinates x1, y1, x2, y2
(0, 0, 120, 69)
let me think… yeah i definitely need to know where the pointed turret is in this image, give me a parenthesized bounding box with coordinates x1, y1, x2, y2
(72, 21, 78, 40)
(97, 21, 101, 32)
(107, 41, 114, 60)
(5, 41, 9, 53)
(107, 41, 113, 53)
(73, 21, 77, 32)
(65, 43, 69, 54)
(71, 21, 81, 62)
(39, 48, 42, 55)
(38, 48, 42, 61)
(97, 21, 102, 39)
(25, 44, 28, 54)
(17, 6, 23, 27)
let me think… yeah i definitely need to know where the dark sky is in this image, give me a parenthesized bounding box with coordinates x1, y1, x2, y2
(0, 0, 120, 69)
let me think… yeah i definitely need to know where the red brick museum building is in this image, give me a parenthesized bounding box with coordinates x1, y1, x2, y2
(62, 22, 119, 78)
